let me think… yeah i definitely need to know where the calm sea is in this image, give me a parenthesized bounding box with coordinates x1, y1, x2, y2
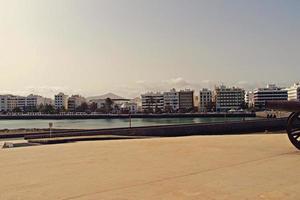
(0, 117, 257, 130)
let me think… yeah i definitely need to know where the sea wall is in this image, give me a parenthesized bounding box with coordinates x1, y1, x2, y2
(25, 118, 287, 140)
(0, 113, 255, 120)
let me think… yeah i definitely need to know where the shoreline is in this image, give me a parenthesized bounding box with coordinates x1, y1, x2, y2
(0, 118, 285, 140)
(0, 112, 255, 120)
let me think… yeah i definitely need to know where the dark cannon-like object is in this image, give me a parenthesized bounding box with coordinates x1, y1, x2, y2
(266, 100, 300, 149)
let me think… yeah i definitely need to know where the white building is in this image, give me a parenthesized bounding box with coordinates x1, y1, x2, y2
(199, 89, 212, 112)
(163, 89, 179, 112)
(26, 94, 53, 108)
(245, 91, 254, 108)
(214, 85, 245, 112)
(120, 102, 138, 113)
(54, 93, 69, 110)
(288, 83, 300, 101)
(253, 84, 288, 110)
(131, 97, 142, 112)
(0, 94, 53, 112)
(141, 92, 164, 112)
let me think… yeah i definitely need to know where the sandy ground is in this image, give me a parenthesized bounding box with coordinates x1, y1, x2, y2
(1, 133, 300, 200)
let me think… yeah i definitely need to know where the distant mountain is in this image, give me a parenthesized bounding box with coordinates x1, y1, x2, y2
(87, 93, 128, 101)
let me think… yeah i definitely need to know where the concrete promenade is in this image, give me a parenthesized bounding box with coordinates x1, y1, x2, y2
(1, 133, 300, 199)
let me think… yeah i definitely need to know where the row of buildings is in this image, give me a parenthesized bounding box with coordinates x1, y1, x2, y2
(0, 83, 299, 113)
(0, 94, 53, 112)
(141, 87, 245, 113)
(0, 92, 137, 113)
(141, 83, 300, 112)
(141, 89, 194, 113)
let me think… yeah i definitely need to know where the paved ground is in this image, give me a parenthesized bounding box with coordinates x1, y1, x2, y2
(1, 133, 300, 200)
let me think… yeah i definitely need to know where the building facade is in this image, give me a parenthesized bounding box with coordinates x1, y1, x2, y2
(245, 91, 254, 108)
(54, 93, 69, 110)
(67, 95, 86, 112)
(120, 102, 138, 113)
(214, 85, 245, 112)
(141, 92, 164, 113)
(0, 94, 52, 112)
(163, 89, 179, 112)
(179, 90, 194, 112)
(0, 95, 9, 111)
(26, 95, 53, 109)
(253, 84, 288, 110)
(288, 83, 300, 101)
(199, 89, 212, 112)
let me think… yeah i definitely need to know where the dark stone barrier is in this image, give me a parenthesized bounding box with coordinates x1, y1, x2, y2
(0, 113, 255, 120)
(25, 118, 287, 140)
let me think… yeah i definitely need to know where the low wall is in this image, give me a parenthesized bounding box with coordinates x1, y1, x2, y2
(0, 113, 255, 120)
(25, 118, 287, 140)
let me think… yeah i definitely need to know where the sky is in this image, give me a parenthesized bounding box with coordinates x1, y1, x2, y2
(0, 0, 299, 98)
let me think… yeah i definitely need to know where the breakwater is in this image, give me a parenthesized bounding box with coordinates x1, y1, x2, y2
(0, 112, 255, 120)
(25, 118, 287, 141)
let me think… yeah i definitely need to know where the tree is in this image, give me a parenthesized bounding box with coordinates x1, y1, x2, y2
(12, 107, 22, 113)
(25, 106, 38, 113)
(39, 104, 56, 114)
(89, 102, 98, 112)
(104, 98, 114, 113)
(164, 105, 173, 113)
(77, 102, 89, 112)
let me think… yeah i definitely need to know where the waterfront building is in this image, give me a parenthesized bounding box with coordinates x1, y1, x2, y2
(68, 95, 86, 112)
(141, 92, 164, 113)
(214, 85, 245, 112)
(26, 94, 53, 109)
(131, 97, 142, 112)
(0, 94, 52, 112)
(179, 89, 194, 112)
(120, 102, 138, 113)
(245, 91, 254, 108)
(194, 95, 199, 111)
(199, 89, 212, 112)
(0, 95, 9, 112)
(54, 93, 69, 110)
(163, 89, 179, 112)
(253, 84, 288, 110)
(288, 83, 300, 101)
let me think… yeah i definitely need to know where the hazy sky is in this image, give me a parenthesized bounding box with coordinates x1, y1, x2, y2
(0, 0, 299, 98)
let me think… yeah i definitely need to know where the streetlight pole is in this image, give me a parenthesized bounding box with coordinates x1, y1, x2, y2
(129, 111, 132, 128)
(49, 122, 53, 138)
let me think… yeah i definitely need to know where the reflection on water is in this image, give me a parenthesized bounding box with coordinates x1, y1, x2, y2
(0, 117, 257, 130)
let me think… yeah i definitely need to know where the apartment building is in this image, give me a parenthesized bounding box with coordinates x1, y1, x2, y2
(288, 83, 300, 101)
(68, 95, 86, 112)
(54, 93, 69, 110)
(179, 89, 194, 112)
(163, 89, 179, 112)
(141, 92, 164, 112)
(214, 85, 245, 112)
(245, 91, 254, 108)
(0, 94, 52, 112)
(26, 94, 53, 108)
(253, 84, 288, 110)
(0, 95, 9, 111)
(199, 89, 212, 112)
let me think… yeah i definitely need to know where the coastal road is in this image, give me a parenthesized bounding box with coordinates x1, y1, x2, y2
(1, 133, 300, 199)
